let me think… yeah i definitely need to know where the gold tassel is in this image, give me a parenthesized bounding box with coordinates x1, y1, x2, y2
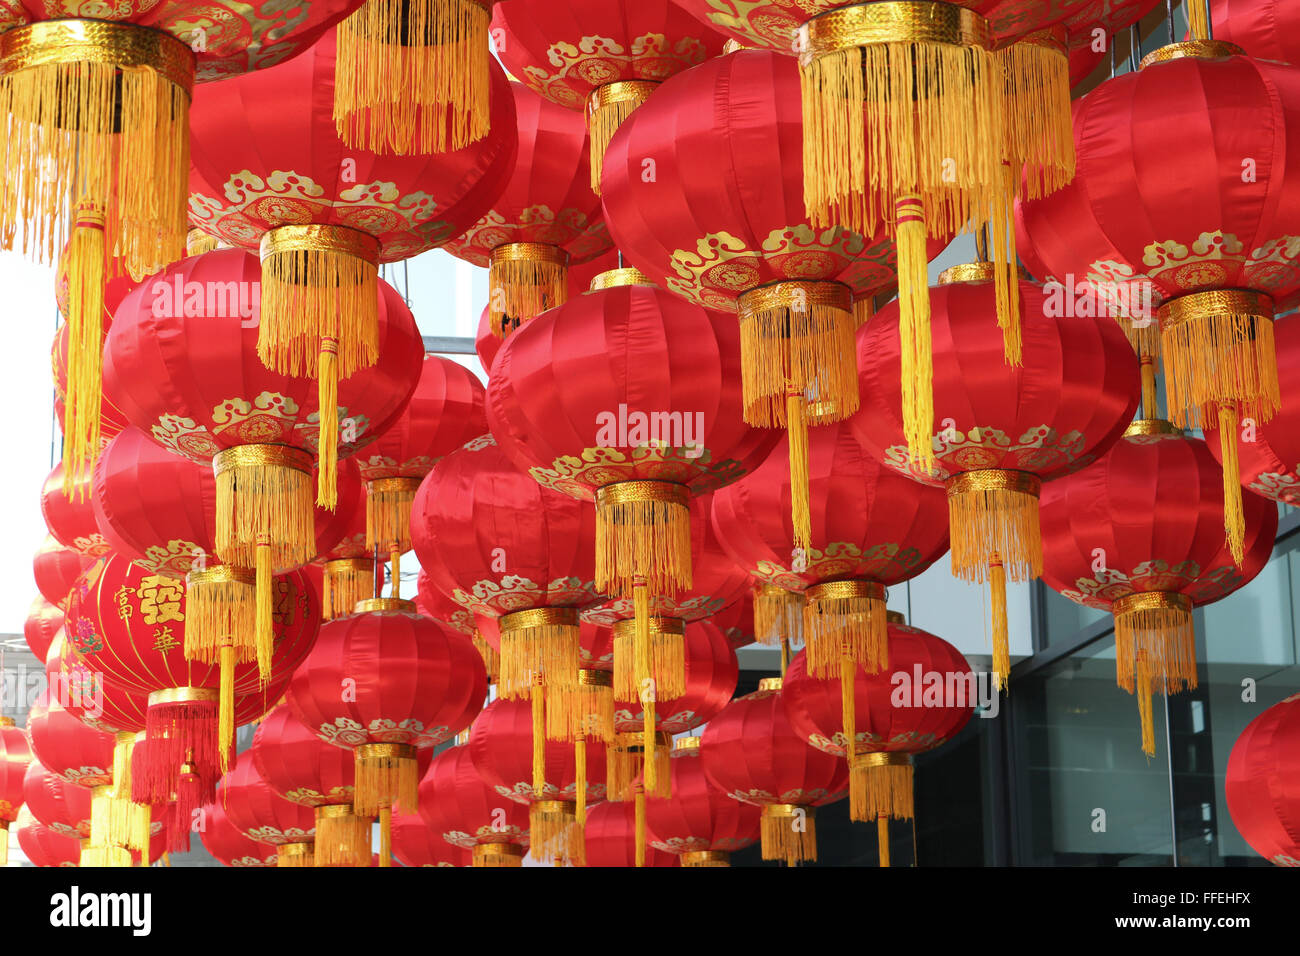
(988, 166, 1023, 367)
(390, 548, 401, 599)
(575, 735, 587, 827)
(840, 648, 857, 766)
(803, 580, 887, 678)
(366, 477, 421, 555)
(586, 81, 657, 195)
(780, 636, 790, 677)
(497, 608, 581, 699)
(786, 392, 813, 552)
(760, 804, 817, 866)
(184, 566, 256, 666)
(218, 643, 235, 774)
(89, 785, 142, 856)
(322, 559, 374, 620)
(605, 732, 671, 802)
(314, 805, 372, 867)
(612, 618, 686, 702)
(378, 807, 392, 868)
(1140, 354, 1159, 419)
(1187, 0, 1211, 40)
(353, 743, 419, 817)
(1137, 655, 1156, 757)
(736, 281, 857, 431)
(0, 21, 190, 277)
(634, 785, 647, 868)
(878, 816, 891, 868)
(894, 195, 935, 474)
(1217, 405, 1246, 567)
(277, 843, 315, 867)
(1114, 592, 1197, 695)
(531, 677, 547, 798)
(333, 0, 492, 155)
(852, 294, 876, 329)
(989, 559, 1010, 690)
(488, 242, 568, 334)
(62, 204, 105, 489)
(595, 480, 693, 599)
(472, 843, 525, 867)
(185, 228, 219, 256)
(994, 31, 1075, 205)
(850, 754, 915, 823)
(316, 338, 339, 510)
(643, 694, 658, 796)
(530, 801, 581, 867)
(546, 669, 614, 743)
(254, 539, 273, 683)
(754, 584, 803, 646)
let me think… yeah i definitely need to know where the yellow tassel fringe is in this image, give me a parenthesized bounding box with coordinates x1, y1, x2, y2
(850, 759, 914, 822)
(1217, 405, 1246, 567)
(803, 582, 888, 678)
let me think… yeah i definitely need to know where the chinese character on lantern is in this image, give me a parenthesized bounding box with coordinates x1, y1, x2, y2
(137, 575, 184, 625)
(152, 625, 181, 655)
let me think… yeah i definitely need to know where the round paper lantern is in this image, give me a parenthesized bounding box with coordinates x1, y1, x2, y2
(491, 0, 726, 195)
(41, 464, 110, 559)
(783, 615, 973, 852)
(602, 47, 942, 543)
(65, 554, 320, 812)
(24, 597, 62, 662)
(604, 618, 736, 805)
(673, 0, 1080, 389)
(314, 459, 375, 621)
(1210, 0, 1299, 63)
(353, 354, 487, 567)
(445, 81, 610, 335)
(644, 736, 761, 867)
(392, 813, 471, 868)
(22, 759, 92, 841)
(486, 272, 779, 792)
(198, 799, 277, 868)
(712, 418, 949, 679)
(468, 697, 608, 866)
(33, 536, 88, 611)
(1226, 693, 1300, 866)
(44, 631, 148, 738)
(584, 798, 677, 867)
(104, 247, 419, 683)
(0, 1, 365, 488)
(1040, 420, 1277, 754)
(1015, 43, 1300, 563)
(0, 716, 32, 865)
(418, 746, 530, 867)
(700, 679, 849, 865)
(1207, 318, 1300, 505)
(251, 705, 380, 868)
(219, 752, 316, 867)
(15, 807, 81, 867)
(285, 599, 487, 864)
(189, 30, 515, 466)
(851, 267, 1139, 684)
(412, 435, 601, 704)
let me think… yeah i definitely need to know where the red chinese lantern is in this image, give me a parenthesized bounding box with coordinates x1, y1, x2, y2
(783, 616, 973, 862)
(700, 678, 848, 865)
(851, 268, 1139, 685)
(0, 716, 32, 866)
(21, 759, 92, 842)
(104, 248, 419, 686)
(50, 304, 134, 485)
(33, 536, 87, 611)
(1226, 693, 1300, 866)
(41, 464, 110, 560)
(1207, 319, 1300, 506)
(710, 594, 759, 651)
(64, 554, 320, 814)
(45, 631, 148, 738)
(0, 2, 365, 490)
(285, 599, 487, 865)
(333, 0, 497, 157)
(198, 799, 277, 868)
(418, 745, 530, 867)
(1015, 40, 1300, 564)
(468, 697, 608, 866)
(411, 434, 601, 781)
(1040, 421, 1277, 754)
(486, 272, 779, 792)
(584, 798, 678, 868)
(711, 418, 949, 679)
(252, 704, 383, 867)
(1210, 0, 1297, 63)
(219, 752, 317, 867)
(392, 813, 471, 868)
(644, 736, 761, 867)
(25, 597, 62, 662)
(16, 808, 81, 867)
(602, 48, 945, 544)
(189, 30, 515, 485)
(354, 354, 486, 581)
(491, 0, 726, 194)
(445, 81, 611, 335)
(673, 1, 1081, 393)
